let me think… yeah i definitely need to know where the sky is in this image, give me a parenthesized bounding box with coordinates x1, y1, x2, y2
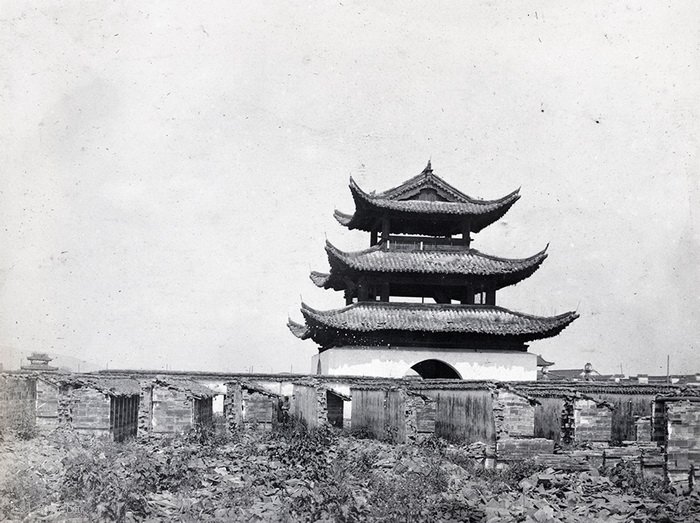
(0, 1, 698, 376)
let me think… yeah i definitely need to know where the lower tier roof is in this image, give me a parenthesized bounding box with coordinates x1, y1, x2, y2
(288, 302, 578, 350)
(310, 241, 548, 292)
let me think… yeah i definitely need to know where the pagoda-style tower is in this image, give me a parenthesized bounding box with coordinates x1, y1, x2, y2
(289, 162, 578, 380)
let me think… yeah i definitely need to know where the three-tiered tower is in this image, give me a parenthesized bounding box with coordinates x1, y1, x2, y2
(288, 162, 578, 380)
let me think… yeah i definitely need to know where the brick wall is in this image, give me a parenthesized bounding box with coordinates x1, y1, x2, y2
(152, 386, 193, 434)
(635, 416, 651, 442)
(138, 385, 153, 435)
(573, 399, 613, 443)
(226, 383, 280, 431)
(64, 387, 112, 436)
(494, 390, 535, 438)
(664, 400, 700, 488)
(0, 376, 36, 432)
(596, 394, 654, 443)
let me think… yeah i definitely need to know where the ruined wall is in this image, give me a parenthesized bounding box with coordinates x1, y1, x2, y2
(226, 383, 280, 431)
(35, 379, 59, 430)
(635, 417, 651, 442)
(351, 388, 388, 439)
(573, 399, 613, 443)
(292, 384, 326, 429)
(429, 389, 496, 444)
(138, 385, 154, 435)
(664, 400, 700, 488)
(65, 387, 111, 435)
(494, 390, 535, 438)
(534, 397, 565, 443)
(152, 386, 193, 434)
(596, 394, 654, 443)
(0, 376, 36, 431)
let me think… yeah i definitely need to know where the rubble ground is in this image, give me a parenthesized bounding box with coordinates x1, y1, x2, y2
(0, 425, 698, 522)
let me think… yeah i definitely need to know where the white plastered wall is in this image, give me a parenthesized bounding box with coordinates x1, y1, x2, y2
(312, 346, 537, 381)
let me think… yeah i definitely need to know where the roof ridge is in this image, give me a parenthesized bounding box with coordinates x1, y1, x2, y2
(350, 176, 521, 207)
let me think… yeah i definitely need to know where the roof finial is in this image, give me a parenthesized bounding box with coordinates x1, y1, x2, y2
(424, 158, 432, 176)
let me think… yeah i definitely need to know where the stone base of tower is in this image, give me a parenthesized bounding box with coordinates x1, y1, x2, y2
(311, 346, 537, 381)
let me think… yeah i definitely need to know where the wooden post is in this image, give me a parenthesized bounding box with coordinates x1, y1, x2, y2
(462, 219, 471, 247)
(370, 229, 378, 246)
(381, 217, 390, 241)
(380, 282, 390, 302)
(486, 289, 496, 306)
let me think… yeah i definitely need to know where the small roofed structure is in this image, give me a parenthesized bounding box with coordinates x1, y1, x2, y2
(58, 376, 141, 442)
(225, 380, 284, 432)
(143, 377, 215, 434)
(21, 352, 58, 372)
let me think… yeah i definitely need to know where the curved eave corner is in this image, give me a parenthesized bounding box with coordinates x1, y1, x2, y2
(333, 209, 354, 227)
(309, 271, 331, 288)
(539, 311, 579, 340)
(287, 318, 311, 340)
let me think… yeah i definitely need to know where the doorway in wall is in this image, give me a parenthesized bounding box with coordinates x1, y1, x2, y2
(411, 359, 461, 379)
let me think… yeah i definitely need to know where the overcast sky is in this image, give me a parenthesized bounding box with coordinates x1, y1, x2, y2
(1, 1, 698, 376)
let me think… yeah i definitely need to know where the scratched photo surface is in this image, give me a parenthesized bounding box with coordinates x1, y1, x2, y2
(1, 1, 698, 376)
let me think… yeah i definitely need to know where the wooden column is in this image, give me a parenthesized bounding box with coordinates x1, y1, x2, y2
(380, 282, 390, 302)
(381, 217, 390, 241)
(462, 219, 471, 248)
(370, 229, 378, 246)
(486, 289, 496, 306)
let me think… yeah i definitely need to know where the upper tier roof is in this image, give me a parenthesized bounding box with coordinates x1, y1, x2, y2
(289, 302, 578, 348)
(310, 240, 548, 290)
(334, 163, 520, 235)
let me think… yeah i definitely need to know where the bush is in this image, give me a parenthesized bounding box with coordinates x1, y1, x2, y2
(10, 409, 38, 440)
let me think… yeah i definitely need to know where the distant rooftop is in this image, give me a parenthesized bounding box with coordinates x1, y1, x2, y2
(20, 352, 58, 372)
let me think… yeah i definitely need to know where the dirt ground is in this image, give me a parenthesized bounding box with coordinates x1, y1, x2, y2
(0, 426, 698, 522)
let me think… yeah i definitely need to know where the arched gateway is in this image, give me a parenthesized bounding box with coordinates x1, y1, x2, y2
(289, 162, 579, 381)
(411, 359, 461, 379)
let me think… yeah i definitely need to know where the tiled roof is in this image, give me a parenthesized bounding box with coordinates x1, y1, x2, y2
(291, 302, 578, 340)
(319, 241, 547, 278)
(62, 376, 142, 396)
(153, 377, 216, 399)
(376, 161, 474, 202)
(336, 177, 520, 220)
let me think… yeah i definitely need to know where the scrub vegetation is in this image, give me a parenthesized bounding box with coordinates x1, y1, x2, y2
(0, 422, 698, 522)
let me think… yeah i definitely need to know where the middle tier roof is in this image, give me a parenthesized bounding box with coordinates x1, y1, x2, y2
(311, 240, 548, 291)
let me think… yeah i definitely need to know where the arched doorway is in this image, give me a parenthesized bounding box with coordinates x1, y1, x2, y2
(411, 359, 461, 379)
